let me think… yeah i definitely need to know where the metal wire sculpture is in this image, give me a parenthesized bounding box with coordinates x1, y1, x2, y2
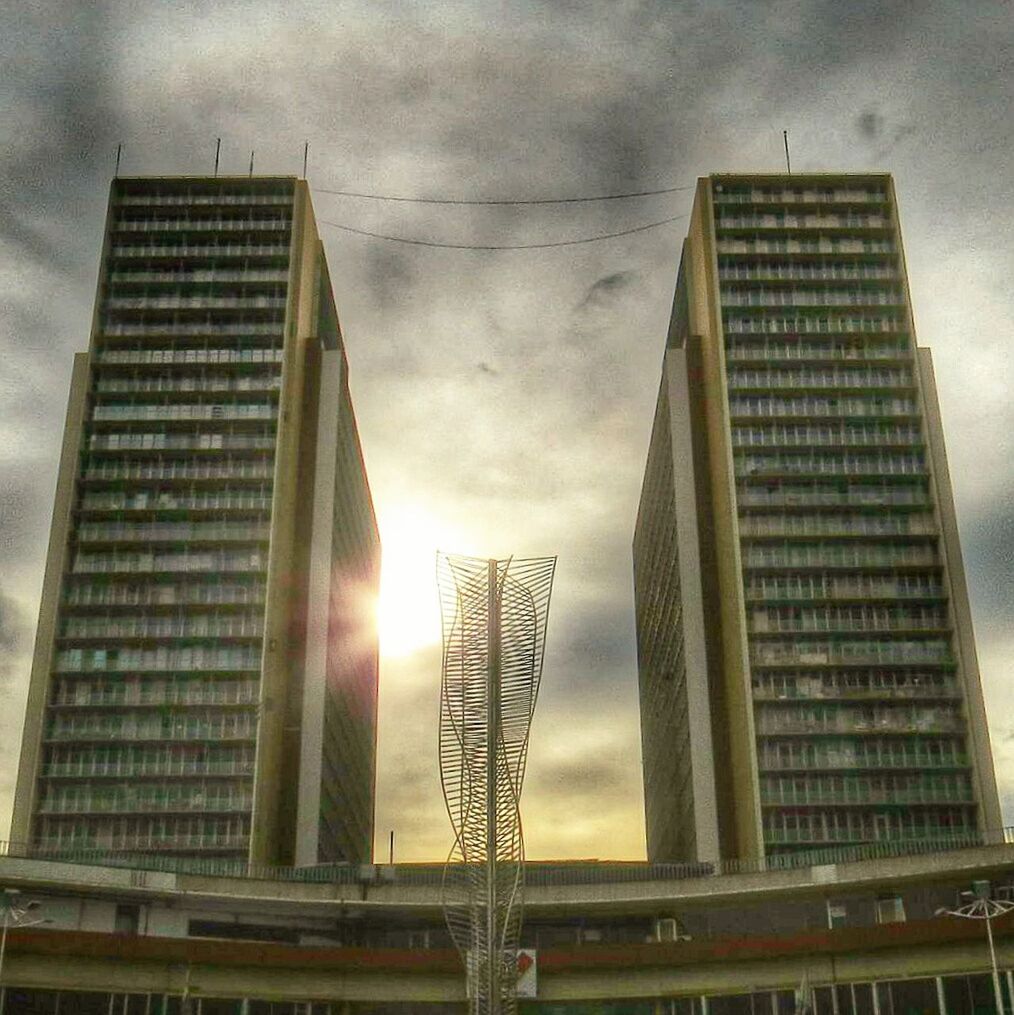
(437, 553, 556, 1014)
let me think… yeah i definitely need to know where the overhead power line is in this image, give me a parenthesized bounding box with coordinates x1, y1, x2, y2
(317, 214, 686, 251)
(313, 182, 694, 206)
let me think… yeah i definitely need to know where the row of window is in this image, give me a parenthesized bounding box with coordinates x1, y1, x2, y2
(55, 645, 261, 673)
(109, 243, 290, 261)
(713, 186, 887, 203)
(97, 346, 283, 365)
(752, 670, 958, 700)
(755, 703, 962, 736)
(39, 781, 253, 815)
(113, 217, 291, 232)
(59, 614, 265, 640)
(739, 514, 935, 539)
(44, 744, 255, 778)
(80, 488, 272, 511)
(762, 807, 974, 843)
(744, 573, 944, 602)
(717, 238, 894, 255)
(84, 459, 275, 481)
(116, 189, 292, 206)
(65, 580, 265, 607)
(721, 288, 902, 307)
(728, 368, 912, 389)
(105, 294, 288, 311)
(737, 451, 926, 476)
(92, 402, 278, 421)
(760, 772, 972, 805)
(742, 543, 938, 568)
(98, 320, 283, 337)
(751, 638, 952, 667)
(732, 424, 921, 447)
(76, 521, 269, 543)
(34, 814, 250, 850)
(73, 549, 266, 574)
(730, 395, 917, 418)
(758, 736, 967, 771)
(52, 678, 259, 709)
(109, 268, 289, 283)
(749, 604, 947, 634)
(719, 260, 896, 280)
(94, 372, 281, 394)
(717, 213, 887, 230)
(89, 432, 275, 452)
(45, 713, 258, 742)
(725, 314, 903, 334)
(737, 481, 929, 508)
(725, 341, 909, 362)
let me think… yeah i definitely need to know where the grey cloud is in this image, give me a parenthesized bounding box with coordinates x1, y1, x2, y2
(576, 270, 637, 312)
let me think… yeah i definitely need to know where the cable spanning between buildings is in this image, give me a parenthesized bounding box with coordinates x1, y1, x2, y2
(313, 182, 694, 205)
(317, 213, 686, 250)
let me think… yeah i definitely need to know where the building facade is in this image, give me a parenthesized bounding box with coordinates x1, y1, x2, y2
(11, 176, 380, 867)
(1, 836, 1014, 1012)
(634, 173, 1001, 864)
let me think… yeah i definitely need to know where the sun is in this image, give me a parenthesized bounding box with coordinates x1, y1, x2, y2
(376, 503, 473, 659)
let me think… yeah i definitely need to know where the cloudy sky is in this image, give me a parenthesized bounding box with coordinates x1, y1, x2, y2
(1, 0, 1012, 861)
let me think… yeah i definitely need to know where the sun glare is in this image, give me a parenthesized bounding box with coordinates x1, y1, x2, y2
(376, 504, 471, 659)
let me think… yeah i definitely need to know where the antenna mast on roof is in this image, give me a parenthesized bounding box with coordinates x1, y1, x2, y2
(214, 138, 221, 177)
(783, 130, 792, 174)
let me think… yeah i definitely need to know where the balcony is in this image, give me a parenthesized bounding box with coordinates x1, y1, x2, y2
(750, 640, 953, 667)
(758, 751, 969, 771)
(718, 262, 896, 282)
(38, 793, 253, 815)
(742, 544, 938, 569)
(76, 522, 270, 544)
(109, 243, 289, 259)
(752, 681, 961, 702)
(754, 714, 965, 736)
(712, 187, 888, 205)
(738, 515, 936, 539)
(728, 369, 912, 391)
(721, 289, 903, 308)
(64, 583, 266, 609)
(42, 759, 255, 778)
(725, 342, 909, 364)
(113, 218, 291, 233)
(83, 460, 275, 482)
(96, 347, 283, 366)
(730, 400, 919, 421)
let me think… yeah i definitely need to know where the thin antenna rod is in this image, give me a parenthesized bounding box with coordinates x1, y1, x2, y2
(783, 130, 792, 174)
(114, 143, 122, 178)
(388, 829, 394, 865)
(214, 138, 221, 177)
(303, 141, 309, 179)
(249, 151, 254, 177)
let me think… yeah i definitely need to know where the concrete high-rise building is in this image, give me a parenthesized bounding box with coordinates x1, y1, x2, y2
(633, 173, 1001, 864)
(12, 176, 380, 867)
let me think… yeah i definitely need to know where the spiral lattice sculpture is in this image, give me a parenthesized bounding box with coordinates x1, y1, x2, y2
(437, 553, 556, 1014)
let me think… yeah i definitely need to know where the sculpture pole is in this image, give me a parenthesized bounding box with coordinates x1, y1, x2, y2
(485, 557, 500, 1006)
(437, 553, 556, 1014)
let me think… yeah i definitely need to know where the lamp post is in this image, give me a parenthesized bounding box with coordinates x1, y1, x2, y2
(936, 881, 1014, 1014)
(0, 889, 46, 1015)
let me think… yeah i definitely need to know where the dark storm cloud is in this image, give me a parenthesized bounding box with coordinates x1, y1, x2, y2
(576, 271, 637, 312)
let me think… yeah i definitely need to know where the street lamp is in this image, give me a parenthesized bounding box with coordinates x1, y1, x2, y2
(0, 889, 49, 1015)
(936, 880, 1014, 1015)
